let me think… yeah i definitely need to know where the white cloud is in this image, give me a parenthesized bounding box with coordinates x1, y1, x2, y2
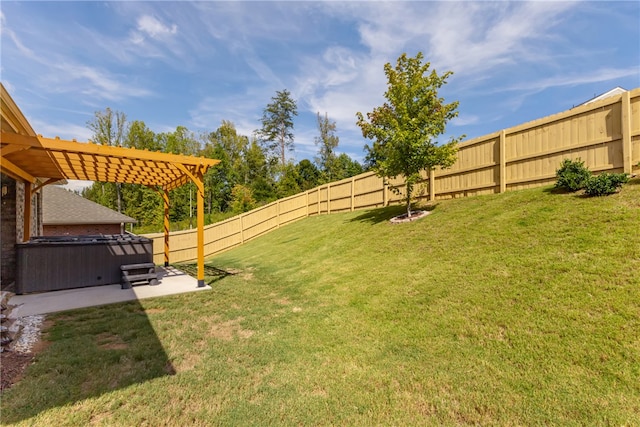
(47, 63, 154, 102)
(29, 120, 93, 142)
(188, 94, 262, 139)
(122, 11, 189, 65)
(137, 15, 177, 39)
(245, 53, 285, 88)
(451, 114, 480, 127)
(0, 11, 36, 59)
(345, 1, 579, 74)
(504, 67, 640, 93)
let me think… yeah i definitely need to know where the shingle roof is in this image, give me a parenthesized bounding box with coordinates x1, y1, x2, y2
(43, 185, 136, 225)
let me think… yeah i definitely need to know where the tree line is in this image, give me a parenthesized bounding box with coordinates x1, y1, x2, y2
(83, 52, 463, 230)
(81, 90, 364, 232)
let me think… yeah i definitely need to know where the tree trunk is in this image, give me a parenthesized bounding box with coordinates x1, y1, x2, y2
(406, 182, 412, 218)
(116, 183, 122, 213)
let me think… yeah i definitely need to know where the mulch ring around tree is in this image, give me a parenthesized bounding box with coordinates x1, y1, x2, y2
(389, 210, 431, 224)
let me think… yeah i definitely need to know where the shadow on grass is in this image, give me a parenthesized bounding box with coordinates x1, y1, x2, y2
(626, 177, 640, 186)
(542, 186, 573, 195)
(350, 204, 438, 225)
(1, 301, 175, 423)
(175, 263, 235, 286)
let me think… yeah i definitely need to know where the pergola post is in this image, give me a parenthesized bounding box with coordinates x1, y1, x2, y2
(195, 174, 205, 288)
(23, 181, 32, 242)
(163, 189, 170, 267)
(174, 164, 207, 288)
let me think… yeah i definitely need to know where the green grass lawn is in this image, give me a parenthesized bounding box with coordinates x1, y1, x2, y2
(2, 181, 639, 426)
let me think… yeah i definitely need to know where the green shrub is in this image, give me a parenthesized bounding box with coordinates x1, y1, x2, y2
(584, 172, 629, 197)
(555, 158, 592, 192)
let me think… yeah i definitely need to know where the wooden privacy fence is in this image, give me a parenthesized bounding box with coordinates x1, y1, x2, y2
(145, 88, 640, 264)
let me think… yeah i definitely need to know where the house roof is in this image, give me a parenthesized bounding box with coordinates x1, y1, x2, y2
(43, 185, 136, 225)
(579, 86, 627, 106)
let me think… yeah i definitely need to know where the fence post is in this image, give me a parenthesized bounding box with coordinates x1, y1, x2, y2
(499, 129, 507, 193)
(163, 189, 170, 267)
(240, 214, 245, 244)
(621, 91, 632, 174)
(276, 200, 281, 228)
(351, 177, 355, 211)
(383, 180, 388, 207)
(327, 184, 331, 214)
(429, 168, 436, 201)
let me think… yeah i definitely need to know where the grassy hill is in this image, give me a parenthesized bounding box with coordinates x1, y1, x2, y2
(3, 181, 639, 425)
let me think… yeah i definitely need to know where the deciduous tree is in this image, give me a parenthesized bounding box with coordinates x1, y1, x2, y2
(356, 52, 462, 217)
(230, 184, 256, 214)
(296, 159, 320, 191)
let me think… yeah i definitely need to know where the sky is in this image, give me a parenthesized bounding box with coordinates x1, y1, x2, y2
(2, 1, 639, 191)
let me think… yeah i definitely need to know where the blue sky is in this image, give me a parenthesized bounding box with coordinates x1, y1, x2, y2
(2, 1, 639, 177)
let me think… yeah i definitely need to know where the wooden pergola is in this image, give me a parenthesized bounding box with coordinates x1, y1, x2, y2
(1, 85, 219, 287)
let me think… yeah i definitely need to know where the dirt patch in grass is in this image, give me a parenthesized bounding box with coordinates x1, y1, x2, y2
(174, 352, 202, 372)
(0, 320, 53, 392)
(205, 316, 254, 341)
(0, 352, 34, 392)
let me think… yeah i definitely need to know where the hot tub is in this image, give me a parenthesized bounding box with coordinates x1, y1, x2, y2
(15, 234, 153, 294)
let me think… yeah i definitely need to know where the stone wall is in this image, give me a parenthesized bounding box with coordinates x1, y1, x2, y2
(1, 174, 17, 288)
(1, 174, 43, 290)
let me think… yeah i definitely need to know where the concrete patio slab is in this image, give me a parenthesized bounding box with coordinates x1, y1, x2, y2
(8, 266, 210, 317)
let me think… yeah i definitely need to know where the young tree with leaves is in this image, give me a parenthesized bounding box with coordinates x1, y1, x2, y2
(356, 52, 462, 218)
(230, 184, 256, 214)
(126, 120, 160, 151)
(256, 89, 298, 167)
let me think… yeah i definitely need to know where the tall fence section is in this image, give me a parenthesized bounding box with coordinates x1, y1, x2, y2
(145, 88, 640, 264)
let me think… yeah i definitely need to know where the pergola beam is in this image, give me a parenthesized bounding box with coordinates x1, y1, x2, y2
(37, 135, 214, 166)
(32, 178, 62, 194)
(0, 156, 37, 183)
